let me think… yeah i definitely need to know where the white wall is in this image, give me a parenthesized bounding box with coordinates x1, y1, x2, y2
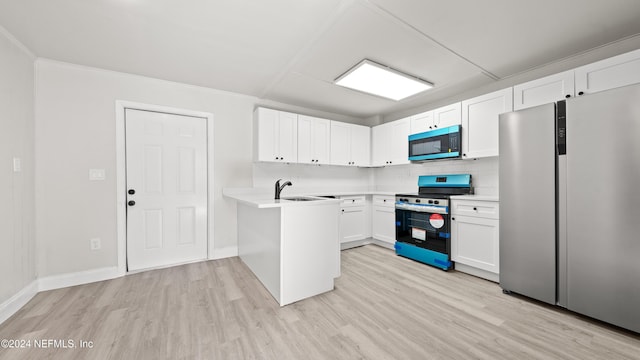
(253, 163, 373, 193)
(0, 27, 36, 304)
(34, 60, 259, 277)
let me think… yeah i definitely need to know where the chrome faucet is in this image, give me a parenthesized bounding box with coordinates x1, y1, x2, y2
(274, 179, 293, 200)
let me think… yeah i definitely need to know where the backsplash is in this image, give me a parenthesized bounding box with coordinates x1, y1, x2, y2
(252, 157, 498, 196)
(374, 157, 499, 195)
(252, 162, 374, 191)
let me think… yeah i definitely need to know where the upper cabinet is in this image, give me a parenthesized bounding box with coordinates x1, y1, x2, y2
(513, 70, 574, 111)
(461, 88, 513, 159)
(330, 121, 371, 167)
(298, 115, 331, 165)
(433, 102, 462, 129)
(372, 117, 410, 166)
(574, 49, 640, 95)
(513, 48, 640, 111)
(254, 107, 298, 163)
(410, 103, 462, 135)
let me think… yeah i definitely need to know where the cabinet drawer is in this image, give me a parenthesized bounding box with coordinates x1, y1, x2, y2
(340, 195, 366, 207)
(372, 195, 395, 208)
(452, 200, 499, 219)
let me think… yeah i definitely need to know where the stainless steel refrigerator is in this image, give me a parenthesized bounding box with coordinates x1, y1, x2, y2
(499, 83, 640, 333)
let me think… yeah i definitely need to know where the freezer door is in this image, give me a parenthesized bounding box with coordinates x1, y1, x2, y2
(566, 84, 640, 333)
(499, 103, 557, 305)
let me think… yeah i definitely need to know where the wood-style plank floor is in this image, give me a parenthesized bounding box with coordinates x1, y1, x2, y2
(1, 245, 639, 359)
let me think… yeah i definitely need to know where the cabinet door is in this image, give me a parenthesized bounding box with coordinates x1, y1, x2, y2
(330, 121, 351, 166)
(461, 88, 513, 159)
(389, 118, 410, 165)
(277, 111, 298, 163)
(513, 70, 574, 110)
(372, 206, 396, 244)
(350, 124, 371, 167)
(254, 107, 279, 162)
(312, 117, 331, 164)
(297, 115, 315, 164)
(410, 111, 433, 134)
(299, 115, 330, 164)
(340, 207, 367, 243)
(451, 215, 499, 274)
(575, 49, 640, 96)
(433, 102, 462, 129)
(371, 123, 388, 167)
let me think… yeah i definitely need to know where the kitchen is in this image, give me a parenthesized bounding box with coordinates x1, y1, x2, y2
(1, 0, 640, 358)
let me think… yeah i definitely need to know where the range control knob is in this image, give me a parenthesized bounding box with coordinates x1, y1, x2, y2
(428, 200, 434, 204)
(415, 199, 421, 203)
(434, 200, 440, 205)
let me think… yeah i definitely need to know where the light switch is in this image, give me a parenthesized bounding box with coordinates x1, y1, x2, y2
(89, 169, 106, 181)
(13, 158, 21, 172)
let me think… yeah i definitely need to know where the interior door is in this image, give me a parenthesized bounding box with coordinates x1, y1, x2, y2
(125, 109, 208, 271)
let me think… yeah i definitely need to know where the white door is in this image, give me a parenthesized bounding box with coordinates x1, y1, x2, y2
(125, 109, 208, 271)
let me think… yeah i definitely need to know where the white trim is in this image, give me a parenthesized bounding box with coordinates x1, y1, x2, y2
(212, 246, 238, 260)
(0, 281, 38, 325)
(38, 267, 121, 292)
(115, 101, 215, 274)
(0, 24, 36, 59)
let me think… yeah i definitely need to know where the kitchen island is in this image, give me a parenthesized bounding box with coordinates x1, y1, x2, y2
(224, 191, 341, 306)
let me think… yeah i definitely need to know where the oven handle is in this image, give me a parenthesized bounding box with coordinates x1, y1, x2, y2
(395, 203, 449, 214)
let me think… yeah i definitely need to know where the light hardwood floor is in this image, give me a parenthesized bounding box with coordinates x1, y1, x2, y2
(1, 245, 639, 359)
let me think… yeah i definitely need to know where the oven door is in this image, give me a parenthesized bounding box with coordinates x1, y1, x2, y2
(396, 208, 451, 255)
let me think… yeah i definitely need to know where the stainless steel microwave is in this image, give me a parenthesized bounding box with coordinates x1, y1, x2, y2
(408, 125, 461, 161)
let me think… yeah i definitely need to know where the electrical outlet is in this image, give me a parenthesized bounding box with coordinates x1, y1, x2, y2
(90, 238, 101, 250)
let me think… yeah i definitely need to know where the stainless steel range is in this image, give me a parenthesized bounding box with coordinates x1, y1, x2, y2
(395, 174, 473, 270)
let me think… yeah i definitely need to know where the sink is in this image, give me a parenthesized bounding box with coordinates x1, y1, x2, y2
(282, 196, 322, 201)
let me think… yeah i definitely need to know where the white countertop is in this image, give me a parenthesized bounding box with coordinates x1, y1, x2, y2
(223, 187, 498, 206)
(223, 191, 341, 208)
(450, 194, 499, 201)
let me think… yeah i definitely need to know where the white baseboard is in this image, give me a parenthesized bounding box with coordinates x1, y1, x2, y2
(212, 246, 238, 259)
(454, 263, 499, 283)
(0, 281, 38, 325)
(38, 266, 121, 292)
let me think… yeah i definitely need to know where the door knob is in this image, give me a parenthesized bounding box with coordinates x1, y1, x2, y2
(128, 200, 136, 206)
(128, 189, 135, 195)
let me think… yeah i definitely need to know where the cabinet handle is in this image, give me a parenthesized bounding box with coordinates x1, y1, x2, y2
(342, 209, 345, 212)
(578, 91, 584, 96)
(383, 199, 386, 202)
(463, 153, 467, 157)
(452, 217, 455, 221)
(473, 207, 477, 211)
(565, 94, 571, 98)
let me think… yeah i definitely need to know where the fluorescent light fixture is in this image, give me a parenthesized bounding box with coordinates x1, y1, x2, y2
(334, 59, 433, 101)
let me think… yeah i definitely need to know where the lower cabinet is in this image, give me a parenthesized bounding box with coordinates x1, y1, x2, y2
(339, 196, 370, 244)
(371, 195, 396, 245)
(451, 199, 499, 282)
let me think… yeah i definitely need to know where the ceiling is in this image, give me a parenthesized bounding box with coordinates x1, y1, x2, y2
(1, 0, 640, 119)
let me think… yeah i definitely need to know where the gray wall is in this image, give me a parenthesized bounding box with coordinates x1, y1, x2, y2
(0, 28, 36, 303)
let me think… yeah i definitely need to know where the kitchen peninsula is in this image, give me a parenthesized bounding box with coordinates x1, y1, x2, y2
(224, 190, 341, 306)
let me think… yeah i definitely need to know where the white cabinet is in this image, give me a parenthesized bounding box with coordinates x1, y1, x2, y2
(371, 195, 396, 245)
(339, 196, 369, 244)
(371, 117, 410, 166)
(461, 88, 513, 159)
(298, 115, 331, 165)
(410, 110, 433, 134)
(575, 48, 640, 95)
(330, 122, 371, 167)
(254, 107, 298, 163)
(451, 199, 499, 282)
(433, 102, 462, 129)
(410, 103, 462, 135)
(513, 70, 574, 111)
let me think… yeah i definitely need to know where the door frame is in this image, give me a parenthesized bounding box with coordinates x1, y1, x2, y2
(115, 100, 215, 275)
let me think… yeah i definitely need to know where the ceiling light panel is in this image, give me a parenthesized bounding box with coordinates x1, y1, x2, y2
(334, 59, 433, 101)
